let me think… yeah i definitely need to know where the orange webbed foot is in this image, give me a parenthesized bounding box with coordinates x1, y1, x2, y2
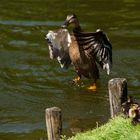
(88, 83, 97, 91)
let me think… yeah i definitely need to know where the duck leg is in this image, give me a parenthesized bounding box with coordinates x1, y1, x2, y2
(88, 82, 97, 91)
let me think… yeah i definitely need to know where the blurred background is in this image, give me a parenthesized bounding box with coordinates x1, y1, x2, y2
(0, 0, 140, 139)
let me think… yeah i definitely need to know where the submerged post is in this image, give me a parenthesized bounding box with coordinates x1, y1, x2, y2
(108, 78, 127, 118)
(45, 107, 62, 140)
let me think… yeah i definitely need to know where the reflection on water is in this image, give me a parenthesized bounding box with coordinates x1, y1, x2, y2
(0, 0, 140, 139)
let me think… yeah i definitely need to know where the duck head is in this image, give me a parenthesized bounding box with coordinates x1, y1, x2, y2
(62, 14, 80, 29)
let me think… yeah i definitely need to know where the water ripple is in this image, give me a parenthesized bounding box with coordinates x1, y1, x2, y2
(0, 20, 63, 26)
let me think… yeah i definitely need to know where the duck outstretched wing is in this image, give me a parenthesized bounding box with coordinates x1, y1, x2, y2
(45, 29, 72, 69)
(74, 29, 112, 75)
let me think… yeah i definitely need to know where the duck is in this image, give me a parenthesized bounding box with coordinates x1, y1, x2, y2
(61, 14, 112, 90)
(121, 96, 134, 117)
(129, 103, 140, 125)
(121, 96, 140, 124)
(46, 14, 112, 91)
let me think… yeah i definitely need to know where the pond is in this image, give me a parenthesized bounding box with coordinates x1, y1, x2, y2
(0, 0, 140, 139)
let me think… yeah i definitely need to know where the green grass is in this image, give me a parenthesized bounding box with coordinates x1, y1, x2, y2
(66, 116, 140, 140)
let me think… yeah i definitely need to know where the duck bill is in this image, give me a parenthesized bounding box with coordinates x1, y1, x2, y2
(61, 21, 69, 28)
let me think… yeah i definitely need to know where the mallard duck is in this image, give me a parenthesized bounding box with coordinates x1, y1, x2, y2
(121, 96, 140, 124)
(46, 14, 112, 91)
(62, 14, 112, 90)
(129, 103, 140, 125)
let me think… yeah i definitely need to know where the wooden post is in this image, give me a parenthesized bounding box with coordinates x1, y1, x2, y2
(45, 107, 62, 140)
(108, 78, 128, 118)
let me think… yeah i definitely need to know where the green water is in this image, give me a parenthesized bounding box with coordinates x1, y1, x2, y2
(0, 0, 140, 139)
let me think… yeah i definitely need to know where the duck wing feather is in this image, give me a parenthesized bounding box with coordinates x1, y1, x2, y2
(45, 29, 72, 69)
(74, 30, 112, 75)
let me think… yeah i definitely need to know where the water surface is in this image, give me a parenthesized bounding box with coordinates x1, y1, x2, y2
(0, 0, 140, 139)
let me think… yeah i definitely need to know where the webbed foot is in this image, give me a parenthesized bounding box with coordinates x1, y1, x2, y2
(88, 83, 97, 91)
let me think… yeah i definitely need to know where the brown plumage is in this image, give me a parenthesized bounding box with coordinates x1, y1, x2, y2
(69, 34, 99, 80)
(130, 106, 140, 125)
(121, 96, 140, 125)
(46, 14, 112, 90)
(62, 14, 112, 90)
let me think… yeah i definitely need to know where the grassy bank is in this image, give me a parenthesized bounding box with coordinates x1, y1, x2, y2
(66, 116, 140, 140)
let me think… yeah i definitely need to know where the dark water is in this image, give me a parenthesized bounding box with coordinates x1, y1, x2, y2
(0, 0, 140, 139)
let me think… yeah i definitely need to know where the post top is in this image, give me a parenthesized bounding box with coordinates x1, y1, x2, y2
(46, 107, 61, 112)
(109, 78, 127, 83)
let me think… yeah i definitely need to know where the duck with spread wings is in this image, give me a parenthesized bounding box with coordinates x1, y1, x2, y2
(46, 14, 112, 91)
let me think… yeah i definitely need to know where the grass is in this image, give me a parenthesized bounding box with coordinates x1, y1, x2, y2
(65, 116, 140, 140)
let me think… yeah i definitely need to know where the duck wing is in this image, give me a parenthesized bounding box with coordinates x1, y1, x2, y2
(45, 29, 72, 69)
(74, 29, 112, 75)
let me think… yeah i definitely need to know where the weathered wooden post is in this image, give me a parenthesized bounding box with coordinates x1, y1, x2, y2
(45, 107, 62, 140)
(108, 78, 128, 118)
